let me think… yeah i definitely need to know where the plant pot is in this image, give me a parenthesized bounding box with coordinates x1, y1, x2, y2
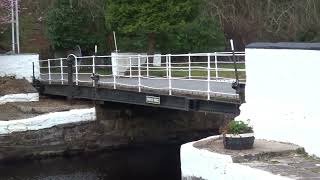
(223, 133, 255, 150)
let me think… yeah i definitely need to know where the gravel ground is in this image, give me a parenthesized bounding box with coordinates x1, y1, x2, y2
(0, 76, 37, 96)
(0, 97, 94, 121)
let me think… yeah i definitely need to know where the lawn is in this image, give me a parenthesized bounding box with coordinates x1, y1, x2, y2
(41, 63, 246, 80)
(135, 63, 246, 80)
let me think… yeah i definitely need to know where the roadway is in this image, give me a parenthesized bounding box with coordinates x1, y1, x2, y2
(40, 74, 237, 98)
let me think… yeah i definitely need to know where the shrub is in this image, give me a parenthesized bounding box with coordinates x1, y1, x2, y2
(224, 120, 253, 135)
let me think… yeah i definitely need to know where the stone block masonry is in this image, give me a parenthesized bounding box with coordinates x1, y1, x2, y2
(0, 101, 232, 161)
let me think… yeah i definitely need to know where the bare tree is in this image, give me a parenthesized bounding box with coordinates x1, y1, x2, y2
(205, 0, 320, 49)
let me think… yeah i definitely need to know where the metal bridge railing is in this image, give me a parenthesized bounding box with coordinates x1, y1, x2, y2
(39, 52, 245, 100)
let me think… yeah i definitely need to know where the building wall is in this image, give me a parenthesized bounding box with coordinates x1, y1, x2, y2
(237, 47, 320, 157)
(111, 53, 147, 76)
(0, 54, 40, 82)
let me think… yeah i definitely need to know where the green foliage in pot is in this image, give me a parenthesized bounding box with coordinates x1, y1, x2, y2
(224, 120, 253, 135)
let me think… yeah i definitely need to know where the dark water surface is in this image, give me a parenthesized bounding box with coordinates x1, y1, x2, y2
(0, 145, 181, 180)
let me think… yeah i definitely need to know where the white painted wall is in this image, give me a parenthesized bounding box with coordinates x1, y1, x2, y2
(0, 93, 39, 105)
(0, 54, 39, 82)
(0, 108, 96, 134)
(181, 136, 291, 180)
(111, 53, 147, 76)
(153, 54, 162, 67)
(236, 48, 320, 157)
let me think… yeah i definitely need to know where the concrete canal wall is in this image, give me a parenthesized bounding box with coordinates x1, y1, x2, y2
(237, 43, 320, 157)
(180, 136, 291, 180)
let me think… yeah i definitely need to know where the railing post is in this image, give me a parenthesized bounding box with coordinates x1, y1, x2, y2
(188, 53, 191, 79)
(74, 57, 79, 86)
(67, 54, 75, 103)
(32, 62, 35, 83)
(138, 54, 141, 92)
(168, 54, 172, 95)
(207, 53, 211, 100)
(166, 55, 169, 78)
(214, 52, 218, 79)
(147, 55, 149, 78)
(230, 39, 239, 82)
(60, 58, 64, 85)
(129, 57, 132, 78)
(92, 55, 96, 87)
(113, 54, 117, 89)
(48, 59, 51, 84)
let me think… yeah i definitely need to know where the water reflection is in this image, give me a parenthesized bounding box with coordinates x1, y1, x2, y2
(0, 145, 181, 180)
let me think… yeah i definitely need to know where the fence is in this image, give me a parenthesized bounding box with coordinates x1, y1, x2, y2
(39, 52, 245, 100)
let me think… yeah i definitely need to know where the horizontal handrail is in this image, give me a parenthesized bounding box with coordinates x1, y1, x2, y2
(39, 52, 246, 100)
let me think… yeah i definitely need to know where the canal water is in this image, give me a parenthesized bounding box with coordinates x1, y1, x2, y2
(0, 145, 181, 180)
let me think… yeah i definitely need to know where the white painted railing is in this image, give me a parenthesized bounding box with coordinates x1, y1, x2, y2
(39, 52, 245, 100)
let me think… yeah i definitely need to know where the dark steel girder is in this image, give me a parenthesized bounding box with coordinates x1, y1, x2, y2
(41, 84, 241, 115)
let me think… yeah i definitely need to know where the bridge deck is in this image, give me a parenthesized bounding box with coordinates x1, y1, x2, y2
(38, 52, 244, 115)
(41, 74, 238, 100)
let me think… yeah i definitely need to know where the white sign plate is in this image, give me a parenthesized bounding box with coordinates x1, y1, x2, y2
(146, 96, 161, 105)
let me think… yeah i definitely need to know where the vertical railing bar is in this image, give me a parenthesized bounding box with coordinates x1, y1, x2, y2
(48, 59, 51, 84)
(168, 54, 172, 95)
(215, 52, 218, 79)
(92, 55, 96, 87)
(129, 57, 132, 78)
(32, 62, 35, 83)
(188, 54, 191, 79)
(207, 53, 211, 100)
(75, 56, 79, 86)
(113, 54, 117, 89)
(147, 55, 149, 78)
(166, 55, 169, 78)
(60, 58, 64, 85)
(138, 54, 141, 92)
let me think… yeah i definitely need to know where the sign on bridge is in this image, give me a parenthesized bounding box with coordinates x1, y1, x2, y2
(146, 96, 161, 105)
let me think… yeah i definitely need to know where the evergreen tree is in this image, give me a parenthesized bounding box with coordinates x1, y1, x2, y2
(106, 0, 225, 53)
(46, 0, 106, 53)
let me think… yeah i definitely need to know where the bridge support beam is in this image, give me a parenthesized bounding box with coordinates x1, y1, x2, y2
(41, 84, 241, 115)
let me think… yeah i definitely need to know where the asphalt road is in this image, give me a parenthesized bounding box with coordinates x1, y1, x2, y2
(40, 74, 237, 96)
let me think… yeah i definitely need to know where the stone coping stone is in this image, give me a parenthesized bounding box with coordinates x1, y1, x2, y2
(193, 136, 320, 179)
(194, 137, 303, 163)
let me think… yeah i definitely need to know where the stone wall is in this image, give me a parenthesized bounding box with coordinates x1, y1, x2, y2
(0, 102, 231, 161)
(95, 102, 232, 144)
